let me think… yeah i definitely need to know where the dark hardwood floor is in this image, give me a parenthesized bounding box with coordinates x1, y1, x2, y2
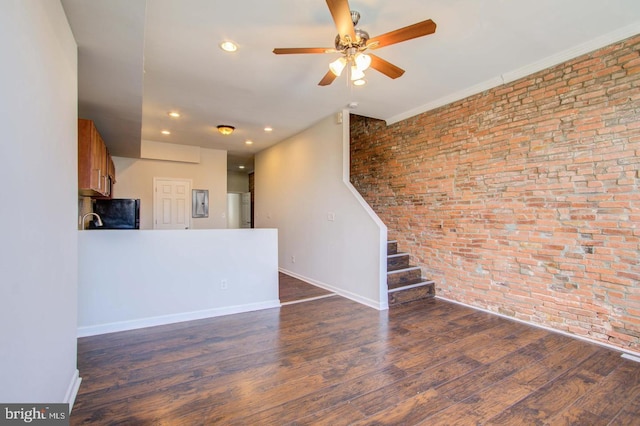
(71, 290, 640, 425)
(278, 272, 334, 304)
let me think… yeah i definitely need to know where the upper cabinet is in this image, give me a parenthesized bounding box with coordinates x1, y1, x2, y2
(78, 119, 115, 197)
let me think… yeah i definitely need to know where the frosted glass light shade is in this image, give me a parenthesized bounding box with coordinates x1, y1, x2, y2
(329, 57, 347, 76)
(350, 65, 365, 81)
(217, 125, 235, 135)
(354, 53, 371, 71)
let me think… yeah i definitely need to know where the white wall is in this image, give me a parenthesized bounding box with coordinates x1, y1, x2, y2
(255, 113, 388, 308)
(112, 147, 227, 229)
(0, 0, 80, 404)
(78, 230, 279, 336)
(227, 171, 249, 193)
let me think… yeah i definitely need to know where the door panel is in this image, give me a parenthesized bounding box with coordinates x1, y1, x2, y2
(154, 178, 191, 229)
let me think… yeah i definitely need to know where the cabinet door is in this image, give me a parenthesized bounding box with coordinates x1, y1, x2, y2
(107, 154, 116, 183)
(102, 155, 115, 198)
(78, 119, 99, 194)
(91, 125, 106, 193)
(78, 119, 113, 197)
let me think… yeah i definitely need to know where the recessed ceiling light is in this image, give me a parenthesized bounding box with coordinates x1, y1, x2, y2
(245, 140, 253, 145)
(239, 165, 245, 169)
(353, 79, 366, 86)
(219, 41, 237, 52)
(168, 111, 180, 118)
(161, 130, 171, 135)
(264, 126, 273, 132)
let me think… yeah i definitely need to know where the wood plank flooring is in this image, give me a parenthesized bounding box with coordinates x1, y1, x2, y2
(278, 272, 334, 304)
(71, 289, 640, 424)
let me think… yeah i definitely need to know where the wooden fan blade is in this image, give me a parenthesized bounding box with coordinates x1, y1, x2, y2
(318, 70, 338, 86)
(369, 54, 405, 79)
(368, 19, 436, 49)
(273, 48, 334, 54)
(326, 0, 356, 42)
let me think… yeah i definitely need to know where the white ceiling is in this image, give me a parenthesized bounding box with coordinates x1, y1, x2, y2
(61, 0, 640, 172)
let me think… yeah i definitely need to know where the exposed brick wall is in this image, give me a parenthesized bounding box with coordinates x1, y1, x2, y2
(350, 34, 640, 351)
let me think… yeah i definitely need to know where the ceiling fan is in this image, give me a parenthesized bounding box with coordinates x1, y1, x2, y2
(273, 0, 437, 86)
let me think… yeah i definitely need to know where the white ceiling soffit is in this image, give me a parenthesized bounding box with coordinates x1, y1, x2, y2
(61, 0, 640, 163)
(61, 0, 146, 158)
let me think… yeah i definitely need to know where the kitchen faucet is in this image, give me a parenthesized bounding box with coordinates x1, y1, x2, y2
(80, 212, 103, 229)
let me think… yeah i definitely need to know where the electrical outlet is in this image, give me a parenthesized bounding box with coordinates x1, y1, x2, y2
(220, 280, 228, 290)
(291, 256, 296, 263)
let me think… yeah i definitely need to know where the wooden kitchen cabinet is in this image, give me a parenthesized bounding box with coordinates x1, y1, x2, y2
(107, 155, 116, 185)
(78, 118, 115, 197)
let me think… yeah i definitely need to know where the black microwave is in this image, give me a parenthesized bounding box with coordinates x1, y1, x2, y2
(89, 199, 140, 229)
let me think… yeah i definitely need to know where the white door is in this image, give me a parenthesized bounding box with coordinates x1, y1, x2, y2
(153, 178, 191, 229)
(241, 192, 251, 228)
(226, 193, 241, 229)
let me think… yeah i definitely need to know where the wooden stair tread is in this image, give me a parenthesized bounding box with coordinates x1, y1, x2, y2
(388, 280, 435, 292)
(387, 265, 420, 273)
(388, 277, 433, 290)
(387, 252, 409, 258)
(388, 282, 435, 306)
(387, 240, 398, 255)
(385, 239, 435, 306)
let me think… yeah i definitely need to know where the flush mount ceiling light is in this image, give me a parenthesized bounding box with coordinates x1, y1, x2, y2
(219, 41, 238, 52)
(168, 111, 180, 118)
(161, 130, 171, 135)
(245, 140, 254, 145)
(217, 125, 235, 135)
(264, 126, 273, 132)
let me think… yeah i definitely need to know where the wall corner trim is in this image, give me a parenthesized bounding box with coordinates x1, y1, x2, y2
(64, 369, 82, 411)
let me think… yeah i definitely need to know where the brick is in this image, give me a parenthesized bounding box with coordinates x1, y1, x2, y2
(350, 33, 640, 353)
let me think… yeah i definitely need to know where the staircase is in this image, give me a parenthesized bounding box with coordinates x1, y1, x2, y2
(387, 240, 435, 306)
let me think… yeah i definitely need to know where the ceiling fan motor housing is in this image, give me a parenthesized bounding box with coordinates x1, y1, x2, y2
(334, 30, 369, 52)
(334, 10, 370, 54)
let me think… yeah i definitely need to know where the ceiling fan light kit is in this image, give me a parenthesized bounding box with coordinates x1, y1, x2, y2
(273, 0, 437, 86)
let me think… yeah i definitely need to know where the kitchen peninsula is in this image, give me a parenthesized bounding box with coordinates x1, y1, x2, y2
(78, 229, 279, 336)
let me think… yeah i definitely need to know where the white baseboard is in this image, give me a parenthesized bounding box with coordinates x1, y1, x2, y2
(279, 268, 385, 310)
(622, 353, 640, 363)
(77, 300, 281, 337)
(64, 369, 82, 412)
(436, 296, 640, 359)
